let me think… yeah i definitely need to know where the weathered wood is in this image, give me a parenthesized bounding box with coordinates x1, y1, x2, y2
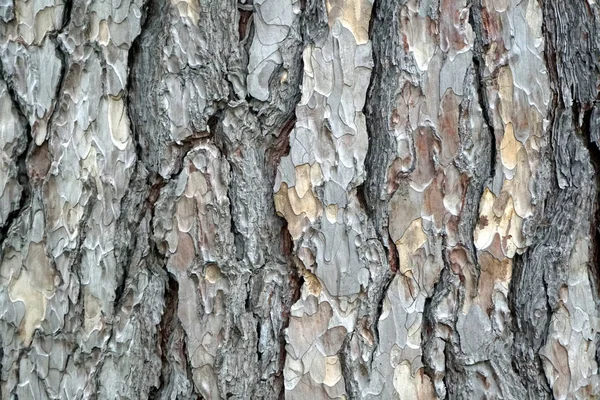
(0, 0, 599, 398)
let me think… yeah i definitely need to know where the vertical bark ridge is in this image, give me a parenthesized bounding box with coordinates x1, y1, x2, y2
(273, 0, 394, 398)
(428, 0, 550, 397)
(363, 0, 493, 398)
(508, 1, 600, 398)
(363, 3, 404, 391)
(128, 0, 308, 397)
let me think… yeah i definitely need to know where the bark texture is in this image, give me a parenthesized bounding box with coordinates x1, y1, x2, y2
(0, 0, 599, 398)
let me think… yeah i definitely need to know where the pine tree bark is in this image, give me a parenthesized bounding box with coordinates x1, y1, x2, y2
(0, 0, 599, 398)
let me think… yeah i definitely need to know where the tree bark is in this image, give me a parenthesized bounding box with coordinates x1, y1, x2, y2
(0, 0, 599, 398)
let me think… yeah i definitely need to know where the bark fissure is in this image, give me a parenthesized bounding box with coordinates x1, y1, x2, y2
(360, 0, 398, 376)
(0, 61, 31, 247)
(111, 0, 155, 315)
(469, 1, 496, 187)
(581, 105, 600, 290)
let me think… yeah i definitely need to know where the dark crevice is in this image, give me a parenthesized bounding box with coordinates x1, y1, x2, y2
(506, 0, 600, 395)
(149, 272, 180, 398)
(255, 319, 262, 365)
(540, 256, 554, 344)
(127, 0, 158, 166)
(581, 105, 600, 291)
(507, 5, 557, 391)
(46, 0, 73, 145)
(275, 250, 304, 398)
(237, 2, 254, 43)
(469, 1, 496, 184)
(266, 116, 296, 182)
(0, 168, 29, 247)
(58, 0, 73, 31)
(113, 0, 208, 314)
(234, 12, 308, 397)
(0, 62, 31, 134)
(362, 0, 396, 239)
(368, 264, 394, 367)
(338, 333, 356, 399)
(361, 0, 398, 307)
(582, 100, 600, 369)
(386, 233, 398, 274)
(508, 217, 554, 396)
(360, 0, 401, 390)
(442, 344, 453, 400)
(421, 236, 461, 395)
(532, 247, 555, 392)
(229, 190, 245, 263)
(121, 0, 249, 392)
(244, 283, 253, 312)
(10, 348, 28, 399)
(181, 328, 201, 398)
(112, 0, 158, 313)
(60, 181, 97, 395)
(0, 63, 32, 249)
(249, 100, 300, 366)
(111, 1, 180, 396)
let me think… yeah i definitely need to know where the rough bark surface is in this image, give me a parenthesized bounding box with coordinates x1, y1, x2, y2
(0, 0, 599, 399)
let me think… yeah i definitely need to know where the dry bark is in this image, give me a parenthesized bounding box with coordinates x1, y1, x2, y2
(0, 0, 599, 398)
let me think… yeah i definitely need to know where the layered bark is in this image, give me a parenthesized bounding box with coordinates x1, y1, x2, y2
(0, 0, 599, 399)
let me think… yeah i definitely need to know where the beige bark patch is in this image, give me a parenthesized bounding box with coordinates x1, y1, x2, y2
(108, 97, 130, 150)
(325, 204, 339, 223)
(423, 172, 445, 231)
(498, 66, 514, 124)
(8, 243, 55, 344)
(400, 4, 436, 71)
(326, 0, 373, 44)
(84, 291, 103, 336)
(323, 356, 343, 387)
(295, 164, 312, 198)
(474, 188, 525, 257)
(9, 271, 46, 345)
(310, 162, 324, 186)
(176, 196, 196, 233)
(410, 127, 437, 191)
(541, 336, 571, 400)
(274, 182, 322, 240)
(98, 18, 110, 46)
(502, 148, 533, 218)
(388, 189, 423, 243)
(396, 218, 427, 274)
(500, 122, 520, 170)
(477, 252, 512, 312)
(393, 362, 435, 399)
(205, 263, 223, 284)
(474, 188, 496, 250)
(302, 267, 322, 297)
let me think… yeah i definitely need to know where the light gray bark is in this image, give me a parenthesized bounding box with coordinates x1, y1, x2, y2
(0, 0, 599, 399)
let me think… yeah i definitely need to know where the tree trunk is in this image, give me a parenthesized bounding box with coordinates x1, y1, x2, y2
(1, 0, 599, 398)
